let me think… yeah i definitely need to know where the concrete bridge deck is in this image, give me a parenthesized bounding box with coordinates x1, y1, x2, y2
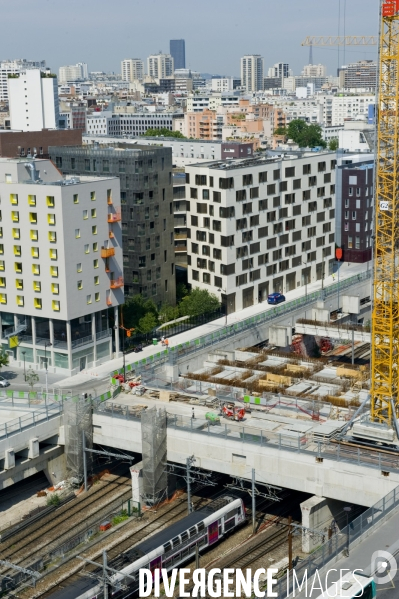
(93, 394, 399, 507)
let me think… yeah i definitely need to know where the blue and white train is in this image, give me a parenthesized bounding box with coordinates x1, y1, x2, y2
(50, 495, 246, 599)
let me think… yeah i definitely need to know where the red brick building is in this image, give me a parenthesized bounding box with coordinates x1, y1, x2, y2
(0, 129, 82, 159)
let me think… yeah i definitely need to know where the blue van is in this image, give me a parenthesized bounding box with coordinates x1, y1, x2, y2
(267, 292, 286, 305)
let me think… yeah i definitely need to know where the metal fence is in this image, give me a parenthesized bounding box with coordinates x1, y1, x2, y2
(110, 271, 371, 380)
(0, 402, 62, 440)
(277, 484, 399, 598)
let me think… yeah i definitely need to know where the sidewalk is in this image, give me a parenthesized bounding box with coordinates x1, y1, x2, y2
(56, 261, 371, 388)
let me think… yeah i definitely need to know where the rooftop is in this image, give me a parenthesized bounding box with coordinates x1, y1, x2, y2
(188, 150, 335, 171)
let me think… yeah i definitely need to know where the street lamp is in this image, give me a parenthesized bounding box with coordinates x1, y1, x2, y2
(343, 506, 352, 556)
(21, 351, 26, 381)
(44, 342, 52, 394)
(217, 288, 228, 325)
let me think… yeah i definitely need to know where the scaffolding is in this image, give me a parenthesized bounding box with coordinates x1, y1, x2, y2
(141, 407, 167, 506)
(64, 397, 93, 482)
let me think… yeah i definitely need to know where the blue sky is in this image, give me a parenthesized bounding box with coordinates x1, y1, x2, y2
(2, 0, 379, 76)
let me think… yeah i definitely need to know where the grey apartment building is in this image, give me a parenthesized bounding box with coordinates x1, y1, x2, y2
(49, 144, 176, 306)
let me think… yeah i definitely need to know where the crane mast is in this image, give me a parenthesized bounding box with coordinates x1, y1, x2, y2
(371, 0, 399, 425)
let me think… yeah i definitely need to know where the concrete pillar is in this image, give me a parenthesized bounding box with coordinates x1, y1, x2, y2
(130, 461, 143, 507)
(5, 448, 15, 470)
(114, 306, 120, 358)
(92, 312, 97, 365)
(44, 451, 67, 486)
(300, 495, 343, 553)
(31, 316, 37, 367)
(66, 320, 72, 373)
(28, 438, 39, 459)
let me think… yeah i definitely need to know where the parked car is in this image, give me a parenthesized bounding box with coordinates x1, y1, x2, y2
(0, 376, 10, 387)
(267, 292, 286, 305)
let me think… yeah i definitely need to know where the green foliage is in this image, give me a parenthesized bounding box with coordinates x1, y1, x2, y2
(123, 295, 158, 330)
(47, 493, 60, 506)
(138, 312, 158, 334)
(176, 283, 189, 303)
(286, 120, 326, 149)
(179, 288, 220, 318)
(274, 127, 288, 136)
(159, 303, 179, 324)
(0, 350, 9, 370)
(144, 128, 185, 138)
(26, 367, 39, 390)
(328, 137, 339, 151)
(112, 509, 129, 526)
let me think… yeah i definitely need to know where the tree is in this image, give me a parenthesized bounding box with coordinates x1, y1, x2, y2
(274, 127, 288, 136)
(176, 282, 189, 303)
(0, 350, 9, 370)
(26, 368, 39, 391)
(287, 119, 326, 149)
(144, 128, 185, 138)
(328, 137, 339, 151)
(159, 303, 179, 324)
(179, 288, 220, 317)
(122, 295, 158, 330)
(138, 312, 157, 334)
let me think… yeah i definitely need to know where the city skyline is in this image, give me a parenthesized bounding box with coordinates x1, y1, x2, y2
(2, 0, 378, 77)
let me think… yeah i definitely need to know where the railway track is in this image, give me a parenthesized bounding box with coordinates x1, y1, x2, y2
(221, 524, 287, 570)
(22, 495, 208, 599)
(0, 475, 130, 575)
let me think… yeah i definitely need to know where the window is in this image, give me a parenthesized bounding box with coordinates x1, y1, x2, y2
(236, 190, 246, 201)
(73, 194, 79, 204)
(348, 236, 353, 248)
(48, 231, 57, 243)
(34, 297, 42, 309)
(86, 294, 92, 304)
(0, 293, 6, 304)
(50, 266, 58, 277)
(48, 214, 55, 225)
(14, 245, 21, 256)
(93, 259, 99, 269)
(95, 292, 100, 302)
(94, 276, 99, 286)
(267, 183, 276, 195)
(259, 171, 268, 183)
(91, 209, 97, 218)
(28, 195, 36, 206)
(0, 277, 5, 287)
(14, 262, 22, 273)
(273, 169, 280, 180)
(51, 283, 59, 294)
(219, 177, 234, 189)
(49, 249, 57, 260)
(31, 247, 39, 258)
(279, 181, 287, 192)
(285, 166, 295, 177)
(318, 161, 326, 172)
(32, 264, 40, 275)
(258, 226, 268, 239)
(10, 194, 18, 205)
(77, 280, 83, 290)
(47, 196, 55, 207)
(349, 187, 353, 196)
(293, 179, 301, 190)
(92, 226, 97, 235)
(29, 212, 37, 224)
(52, 300, 60, 311)
(0, 261, 4, 271)
(352, 211, 357, 220)
(213, 191, 221, 203)
(90, 191, 96, 201)
(33, 281, 41, 292)
(213, 248, 222, 259)
(84, 244, 90, 253)
(250, 187, 259, 199)
(12, 211, 19, 222)
(83, 210, 88, 219)
(16, 295, 24, 307)
(190, 188, 198, 199)
(12, 228, 20, 240)
(303, 164, 311, 175)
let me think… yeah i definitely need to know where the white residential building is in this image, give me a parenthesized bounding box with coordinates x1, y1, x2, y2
(321, 95, 375, 126)
(86, 113, 110, 135)
(302, 64, 327, 77)
(58, 63, 88, 83)
(268, 62, 291, 79)
(121, 59, 144, 82)
(241, 55, 264, 92)
(0, 59, 46, 102)
(186, 93, 240, 112)
(211, 78, 238, 92)
(147, 54, 174, 79)
(0, 157, 123, 374)
(185, 153, 337, 313)
(8, 69, 60, 131)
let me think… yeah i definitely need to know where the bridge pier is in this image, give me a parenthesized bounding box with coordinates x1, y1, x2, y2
(300, 495, 346, 553)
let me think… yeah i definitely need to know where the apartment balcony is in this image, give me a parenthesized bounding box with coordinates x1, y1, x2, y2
(175, 233, 187, 240)
(101, 247, 115, 258)
(108, 210, 121, 223)
(110, 276, 124, 289)
(175, 245, 187, 253)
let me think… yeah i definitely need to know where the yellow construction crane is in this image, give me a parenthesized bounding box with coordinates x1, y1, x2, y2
(371, 0, 399, 426)
(302, 36, 377, 46)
